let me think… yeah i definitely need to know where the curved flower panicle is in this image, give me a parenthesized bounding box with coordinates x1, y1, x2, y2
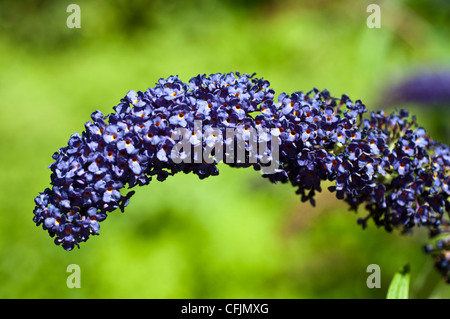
(33, 72, 449, 281)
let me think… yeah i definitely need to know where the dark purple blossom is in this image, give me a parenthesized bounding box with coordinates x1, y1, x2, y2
(33, 72, 450, 283)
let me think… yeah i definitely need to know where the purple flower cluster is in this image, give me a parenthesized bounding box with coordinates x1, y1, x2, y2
(33, 72, 276, 250)
(425, 235, 450, 283)
(382, 71, 450, 107)
(33, 72, 449, 280)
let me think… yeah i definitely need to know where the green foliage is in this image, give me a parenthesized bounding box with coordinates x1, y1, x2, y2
(387, 264, 410, 299)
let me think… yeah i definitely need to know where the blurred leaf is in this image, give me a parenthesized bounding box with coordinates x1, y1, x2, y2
(386, 264, 410, 299)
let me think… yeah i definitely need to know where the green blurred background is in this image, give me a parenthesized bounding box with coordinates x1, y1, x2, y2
(0, 0, 449, 298)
